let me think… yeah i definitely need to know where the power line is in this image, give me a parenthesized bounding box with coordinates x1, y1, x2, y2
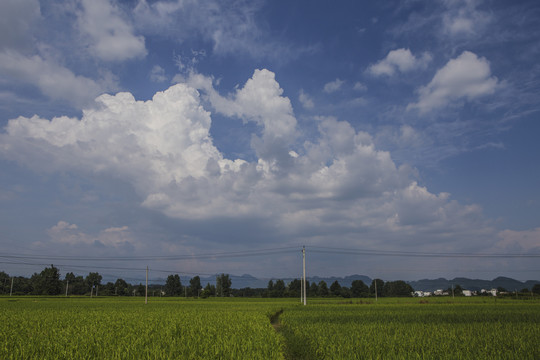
(0, 246, 298, 262)
(308, 246, 540, 258)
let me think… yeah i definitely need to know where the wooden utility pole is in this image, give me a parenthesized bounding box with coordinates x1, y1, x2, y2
(145, 266, 148, 305)
(65, 280, 69, 297)
(375, 279, 378, 303)
(302, 246, 306, 306)
(10, 277, 14, 296)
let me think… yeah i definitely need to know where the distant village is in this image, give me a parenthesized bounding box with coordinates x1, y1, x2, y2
(414, 288, 499, 297)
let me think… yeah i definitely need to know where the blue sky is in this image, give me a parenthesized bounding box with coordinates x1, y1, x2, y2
(1, 0, 539, 282)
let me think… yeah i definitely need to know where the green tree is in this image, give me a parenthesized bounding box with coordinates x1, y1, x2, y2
(330, 280, 342, 296)
(203, 282, 216, 297)
(370, 279, 384, 298)
(31, 265, 63, 295)
(318, 281, 329, 296)
(85, 272, 102, 293)
(164, 274, 182, 296)
(383, 280, 413, 297)
(532, 284, 540, 294)
(216, 274, 232, 297)
(64, 272, 87, 295)
(287, 279, 302, 298)
(189, 276, 201, 297)
(274, 279, 286, 297)
(136, 283, 145, 296)
(340, 287, 352, 298)
(101, 282, 115, 296)
(351, 280, 369, 297)
(266, 280, 274, 297)
(114, 278, 131, 296)
(309, 282, 319, 296)
(0, 271, 9, 294)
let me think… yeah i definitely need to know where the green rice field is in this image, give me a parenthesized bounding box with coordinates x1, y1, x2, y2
(1, 296, 539, 359)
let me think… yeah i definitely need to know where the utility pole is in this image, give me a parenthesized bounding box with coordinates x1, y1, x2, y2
(375, 280, 378, 303)
(10, 277, 14, 296)
(90, 286, 93, 298)
(452, 284, 454, 299)
(300, 276, 303, 304)
(302, 246, 306, 306)
(145, 266, 148, 305)
(65, 280, 69, 297)
(300, 251, 303, 304)
(96, 285, 98, 297)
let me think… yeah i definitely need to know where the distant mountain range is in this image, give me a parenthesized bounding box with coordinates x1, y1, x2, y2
(152, 274, 539, 292)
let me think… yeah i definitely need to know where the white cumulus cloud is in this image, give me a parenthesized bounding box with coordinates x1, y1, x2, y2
(407, 51, 498, 113)
(0, 69, 496, 252)
(188, 69, 297, 164)
(47, 221, 135, 251)
(0, 50, 110, 107)
(368, 48, 432, 76)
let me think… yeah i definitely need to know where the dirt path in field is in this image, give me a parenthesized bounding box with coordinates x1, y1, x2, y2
(269, 309, 317, 360)
(270, 309, 284, 331)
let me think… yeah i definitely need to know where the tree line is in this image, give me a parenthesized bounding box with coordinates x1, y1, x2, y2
(260, 278, 414, 298)
(12, 265, 535, 298)
(0, 266, 233, 297)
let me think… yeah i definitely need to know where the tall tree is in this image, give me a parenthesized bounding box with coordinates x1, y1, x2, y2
(86, 272, 102, 292)
(274, 279, 286, 297)
(0, 271, 9, 294)
(287, 279, 301, 298)
(114, 278, 131, 296)
(309, 282, 319, 296)
(189, 276, 201, 297)
(136, 283, 145, 296)
(318, 281, 329, 296)
(330, 280, 342, 296)
(64, 272, 87, 295)
(370, 279, 384, 298)
(164, 274, 182, 296)
(203, 282, 216, 297)
(32, 265, 62, 295)
(351, 280, 369, 297)
(216, 274, 231, 297)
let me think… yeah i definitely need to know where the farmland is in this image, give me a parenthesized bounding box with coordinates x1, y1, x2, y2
(1, 297, 539, 359)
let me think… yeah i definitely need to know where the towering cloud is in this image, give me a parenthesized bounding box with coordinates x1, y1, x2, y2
(0, 69, 493, 250)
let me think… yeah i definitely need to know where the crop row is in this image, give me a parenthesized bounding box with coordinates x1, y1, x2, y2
(0, 298, 285, 359)
(279, 301, 540, 359)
